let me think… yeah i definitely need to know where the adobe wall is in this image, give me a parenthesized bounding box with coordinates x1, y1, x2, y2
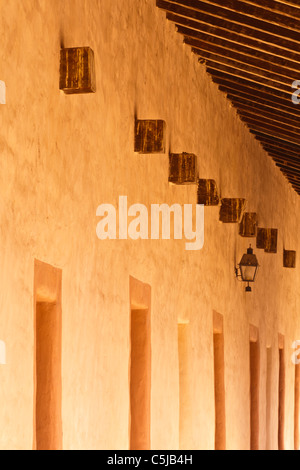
(0, 0, 299, 450)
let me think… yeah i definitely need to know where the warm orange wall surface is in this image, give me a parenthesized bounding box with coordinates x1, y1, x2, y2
(0, 0, 300, 450)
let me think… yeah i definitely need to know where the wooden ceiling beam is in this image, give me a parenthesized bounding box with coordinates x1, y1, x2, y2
(226, 90, 300, 118)
(277, 163, 300, 174)
(276, 165, 300, 179)
(205, 61, 292, 94)
(264, 142, 300, 156)
(280, 170, 300, 180)
(238, 113, 300, 141)
(275, 0, 300, 9)
(178, 26, 300, 73)
(268, 152, 300, 169)
(207, 69, 296, 99)
(186, 38, 297, 83)
(156, 0, 300, 195)
(266, 156, 300, 173)
(241, 120, 300, 147)
(280, 170, 300, 182)
(230, 101, 300, 129)
(182, 0, 300, 32)
(229, 96, 300, 124)
(169, 14, 300, 63)
(262, 145, 300, 163)
(286, 182, 300, 191)
(259, 136, 300, 153)
(251, 131, 300, 154)
(157, 0, 300, 46)
(288, 179, 300, 188)
(219, 0, 300, 20)
(238, 109, 300, 135)
(287, 175, 300, 187)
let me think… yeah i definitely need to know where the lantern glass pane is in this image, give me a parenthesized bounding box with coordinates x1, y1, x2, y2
(241, 265, 256, 282)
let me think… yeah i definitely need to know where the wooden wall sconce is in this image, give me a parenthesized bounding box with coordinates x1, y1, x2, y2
(283, 250, 296, 268)
(169, 153, 198, 185)
(134, 119, 166, 154)
(59, 47, 96, 94)
(256, 228, 278, 254)
(197, 179, 219, 206)
(239, 213, 258, 238)
(219, 198, 246, 223)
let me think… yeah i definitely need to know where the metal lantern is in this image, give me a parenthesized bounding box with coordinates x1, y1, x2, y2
(236, 246, 259, 292)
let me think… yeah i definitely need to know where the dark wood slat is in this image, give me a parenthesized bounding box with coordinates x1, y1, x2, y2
(219, 78, 294, 105)
(275, 165, 300, 181)
(280, 174, 300, 189)
(169, 14, 300, 62)
(267, 156, 300, 173)
(230, 100, 300, 129)
(160, 3, 300, 56)
(269, 151, 300, 168)
(251, 131, 300, 153)
(261, 140, 300, 157)
(241, 119, 300, 146)
(287, 181, 300, 189)
(265, 155, 300, 170)
(271, 156, 300, 173)
(261, 148, 300, 164)
(262, 146, 300, 163)
(239, 111, 300, 137)
(229, 96, 300, 126)
(277, 166, 300, 179)
(157, 0, 300, 45)
(280, 172, 300, 182)
(277, 161, 300, 173)
(186, 0, 300, 32)
(280, 170, 300, 181)
(209, 70, 294, 102)
(276, 169, 300, 191)
(186, 38, 297, 83)
(265, 141, 300, 155)
(230, 0, 300, 20)
(237, 110, 300, 138)
(178, 26, 300, 73)
(156, 0, 300, 195)
(284, 181, 300, 193)
(288, 177, 300, 184)
(250, 128, 300, 148)
(275, 0, 300, 9)
(288, 175, 300, 184)
(226, 90, 300, 118)
(206, 62, 293, 95)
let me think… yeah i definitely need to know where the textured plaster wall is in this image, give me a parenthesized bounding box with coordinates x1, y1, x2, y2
(0, 0, 300, 450)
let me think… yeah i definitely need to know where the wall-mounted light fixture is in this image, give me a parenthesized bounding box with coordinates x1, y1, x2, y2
(236, 245, 259, 292)
(59, 47, 96, 94)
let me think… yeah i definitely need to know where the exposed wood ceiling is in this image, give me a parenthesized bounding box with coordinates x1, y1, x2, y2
(156, 0, 300, 194)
